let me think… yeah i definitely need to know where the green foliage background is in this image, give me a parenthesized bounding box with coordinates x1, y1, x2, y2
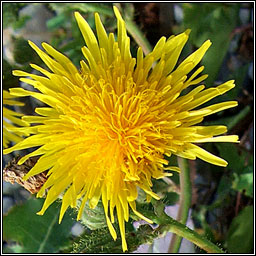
(3, 2, 253, 253)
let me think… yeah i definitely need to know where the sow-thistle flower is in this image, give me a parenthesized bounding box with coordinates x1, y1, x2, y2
(3, 90, 29, 148)
(4, 6, 239, 251)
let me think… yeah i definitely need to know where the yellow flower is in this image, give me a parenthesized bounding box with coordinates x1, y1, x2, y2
(4, 6, 239, 251)
(3, 90, 29, 148)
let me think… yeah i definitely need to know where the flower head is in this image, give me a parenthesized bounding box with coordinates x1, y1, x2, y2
(3, 90, 29, 148)
(4, 6, 239, 251)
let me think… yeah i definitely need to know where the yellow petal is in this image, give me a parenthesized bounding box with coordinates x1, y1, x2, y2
(95, 12, 108, 51)
(74, 12, 101, 64)
(116, 201, 128, 252)
(188, 144, 228, 167)
(37, 176, 71, 215)
(42, 43, 78, 75)
(200, 101, 238, 116)
(195, 135, 239, 143)
(129, 201, 153, 224)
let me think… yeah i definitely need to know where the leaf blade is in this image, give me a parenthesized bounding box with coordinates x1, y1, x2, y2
(3, 197, 76, 253)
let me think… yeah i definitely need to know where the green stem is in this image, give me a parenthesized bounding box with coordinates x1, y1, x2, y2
(124, 19, 152, 55)
(155, 217, 224, 253)
(143, 200, 224, 253)
(168, 157, 191, 253)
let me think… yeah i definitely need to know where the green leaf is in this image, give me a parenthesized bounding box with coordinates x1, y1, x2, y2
(164, 192, 179, 206)
(217, 143, 253, 174)
(217, 143, 253, 197)
(216, 174, 233, 197)
(3, 59, 20, 90)
(182, 3, 240, 86)
(3, 197, 76, 253)
(46, 13, 67, 30)
(216, 144, 245, 173)
(3, 3, 28, 29)
(72, 3, 113, 16)
(48, 3, 113, 16)
(225, 205, 253, 253)
(232, 171, 253, 198)
(13, 37, 41, 65)
(228, 63, 250, 99)
(13, 15, 31, 29)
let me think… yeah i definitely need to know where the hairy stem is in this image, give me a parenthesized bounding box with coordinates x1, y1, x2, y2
(155, 217, 224, 253)
(168, 157, 192, 253)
